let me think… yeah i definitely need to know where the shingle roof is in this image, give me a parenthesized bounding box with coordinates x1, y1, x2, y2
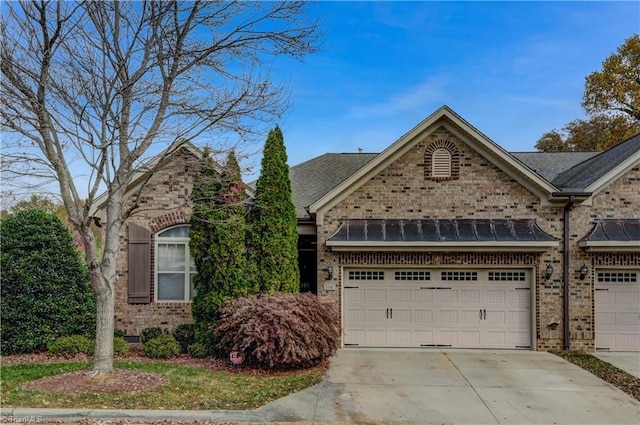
(511, 152, 599, 182)
(291, 153, 378, 219)
(289, 134, 639, 219)
(552, 133, 640, 189)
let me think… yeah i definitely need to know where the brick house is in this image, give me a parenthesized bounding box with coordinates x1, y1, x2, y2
(90, 106, 640, 352)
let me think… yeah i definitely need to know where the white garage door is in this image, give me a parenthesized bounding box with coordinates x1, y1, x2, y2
(595, 270, 640, 352)
(343, 269, 531, 349)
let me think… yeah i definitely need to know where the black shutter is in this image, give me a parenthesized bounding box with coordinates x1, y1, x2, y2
(128, 223, 151, 303)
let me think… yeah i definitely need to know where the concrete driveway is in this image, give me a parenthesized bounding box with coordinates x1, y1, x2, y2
(261, 348, 640, 424)
(594, 352, 640, 378)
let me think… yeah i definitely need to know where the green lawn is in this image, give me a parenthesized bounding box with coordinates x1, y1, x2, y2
(0, 360, 324, 410)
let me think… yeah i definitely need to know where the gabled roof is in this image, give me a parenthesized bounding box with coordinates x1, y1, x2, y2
(552, 133, 640, 192)
(511, 152, 600, 182)
(88, 140, 205, 221)
(307, 105, 559, 222)
(291, 153, 377, 219)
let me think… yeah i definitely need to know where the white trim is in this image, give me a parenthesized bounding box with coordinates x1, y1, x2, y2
(578, 240, 640, 252)
(585, 151, 640, 196)
(154, 224, 195, 303)
(309, 106, 559, 224)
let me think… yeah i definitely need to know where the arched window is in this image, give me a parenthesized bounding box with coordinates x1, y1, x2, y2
(432, 148, 452, 178)
(155, 225, 195, 302)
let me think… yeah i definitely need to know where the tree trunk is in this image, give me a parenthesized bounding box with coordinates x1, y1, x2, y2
(92, 283, 115, 371)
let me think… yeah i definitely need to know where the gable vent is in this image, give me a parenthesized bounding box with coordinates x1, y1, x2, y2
(432, 148, 452, 178)
(424, 139, 459, 181)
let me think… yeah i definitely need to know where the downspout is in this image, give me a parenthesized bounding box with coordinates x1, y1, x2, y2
(563, 196, 575, 351)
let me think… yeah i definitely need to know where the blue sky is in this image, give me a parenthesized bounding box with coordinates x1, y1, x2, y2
(259, 1, 639, 175)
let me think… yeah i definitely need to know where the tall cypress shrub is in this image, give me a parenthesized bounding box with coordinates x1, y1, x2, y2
(190, 149, 255, 353)
(250, 126, 300, 293)
(0, 209, 96, 354)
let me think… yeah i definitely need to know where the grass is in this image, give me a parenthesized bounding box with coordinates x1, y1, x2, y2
(0, 360, 324, 410)
(559, 353, 640, 401)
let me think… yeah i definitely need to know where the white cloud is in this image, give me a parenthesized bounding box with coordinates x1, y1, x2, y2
(345, 75, 450, 120)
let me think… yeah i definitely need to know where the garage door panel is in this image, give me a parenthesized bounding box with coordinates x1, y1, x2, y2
(344, 288, 366, 302)
(413, 310, 434, 322)
(457, 331, 480, 346)
(413, 330, 434, 345)
(392, 309, 412, 323)
(390, 289, 412, 302)
(367, 309, 388, 322)
(345, 309, 366, 323)
(413, 289, 434, 302)
(460, 310, 481, 324)
(459, 290, 480, 303)
(595, 270, 640, 351)
(343, 268, 531, 349)
(368, 288, 388, 302)
(440, 310, 458, 324)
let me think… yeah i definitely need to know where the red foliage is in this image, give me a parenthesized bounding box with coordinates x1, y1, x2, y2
(214, 293, 340, 369)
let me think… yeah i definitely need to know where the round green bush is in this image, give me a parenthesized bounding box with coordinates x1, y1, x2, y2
(187, 342, 208, 358)
(1, 210, 96, 355)
(113, 337, 130, 357)
(143, 334, 181, 359)
(140, 327, 166, 344)
(47, 335, 93, 357)
(173, 323, 195, 353)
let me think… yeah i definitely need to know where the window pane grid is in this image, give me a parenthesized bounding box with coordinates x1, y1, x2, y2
(441, 271, 478, 281)
(348, 270, 385, 280)
(395, 271, 430, 281)
(597, 272, 638, 283)
(488, 271, 526, 281)
(156, 225, 192, 302)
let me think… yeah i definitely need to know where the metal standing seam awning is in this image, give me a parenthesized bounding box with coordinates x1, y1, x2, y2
(326, 218, 559, 252)
(578, 219, 640, 252)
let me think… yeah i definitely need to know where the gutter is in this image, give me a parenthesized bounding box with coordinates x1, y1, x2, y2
(552, 191, 590, 352)
(563, 196, 575, 351)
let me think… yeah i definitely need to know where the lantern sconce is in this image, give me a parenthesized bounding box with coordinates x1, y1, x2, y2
(326, 265, 334, 280)
(544, 264, 554, 280)
(579, 263, 588, 280)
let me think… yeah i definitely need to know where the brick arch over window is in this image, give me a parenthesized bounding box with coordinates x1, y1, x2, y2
(149, 209, 191, 233)
(424, 139, 460, 180)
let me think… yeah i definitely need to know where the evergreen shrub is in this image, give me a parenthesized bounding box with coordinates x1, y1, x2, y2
(215, 293, 340, 369)
(113, 337, 130, 357)
(140, 327, 167, 344)
(143, 334, 181, 359)
(1, 210, 96, 355)
(47, 335, 93, 357)
(187, 342, 209, 358)
(173, 323, 195, 353)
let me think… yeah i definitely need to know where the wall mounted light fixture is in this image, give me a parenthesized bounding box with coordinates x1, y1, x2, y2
(326, 265, 334, 280)
(579, 263, 588, 280)
(545, 264, 554, 280)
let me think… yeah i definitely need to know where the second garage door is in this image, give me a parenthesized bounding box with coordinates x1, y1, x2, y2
(343, 268, 531, 349)
(595, 269, 640, 352)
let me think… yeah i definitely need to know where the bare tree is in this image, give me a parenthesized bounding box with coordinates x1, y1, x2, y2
(1, 0, 320, 373)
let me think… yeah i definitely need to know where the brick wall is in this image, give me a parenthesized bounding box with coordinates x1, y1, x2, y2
(318, 127, 639, 352)
(113, 147, 199, 337)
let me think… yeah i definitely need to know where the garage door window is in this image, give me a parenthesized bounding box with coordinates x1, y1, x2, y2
(441, 271, 478, 281)
(348, 270, 385, 280)
(488, 271, 527, 281)
(598, 272, 637, 283)
(395, 271, 431, 281)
